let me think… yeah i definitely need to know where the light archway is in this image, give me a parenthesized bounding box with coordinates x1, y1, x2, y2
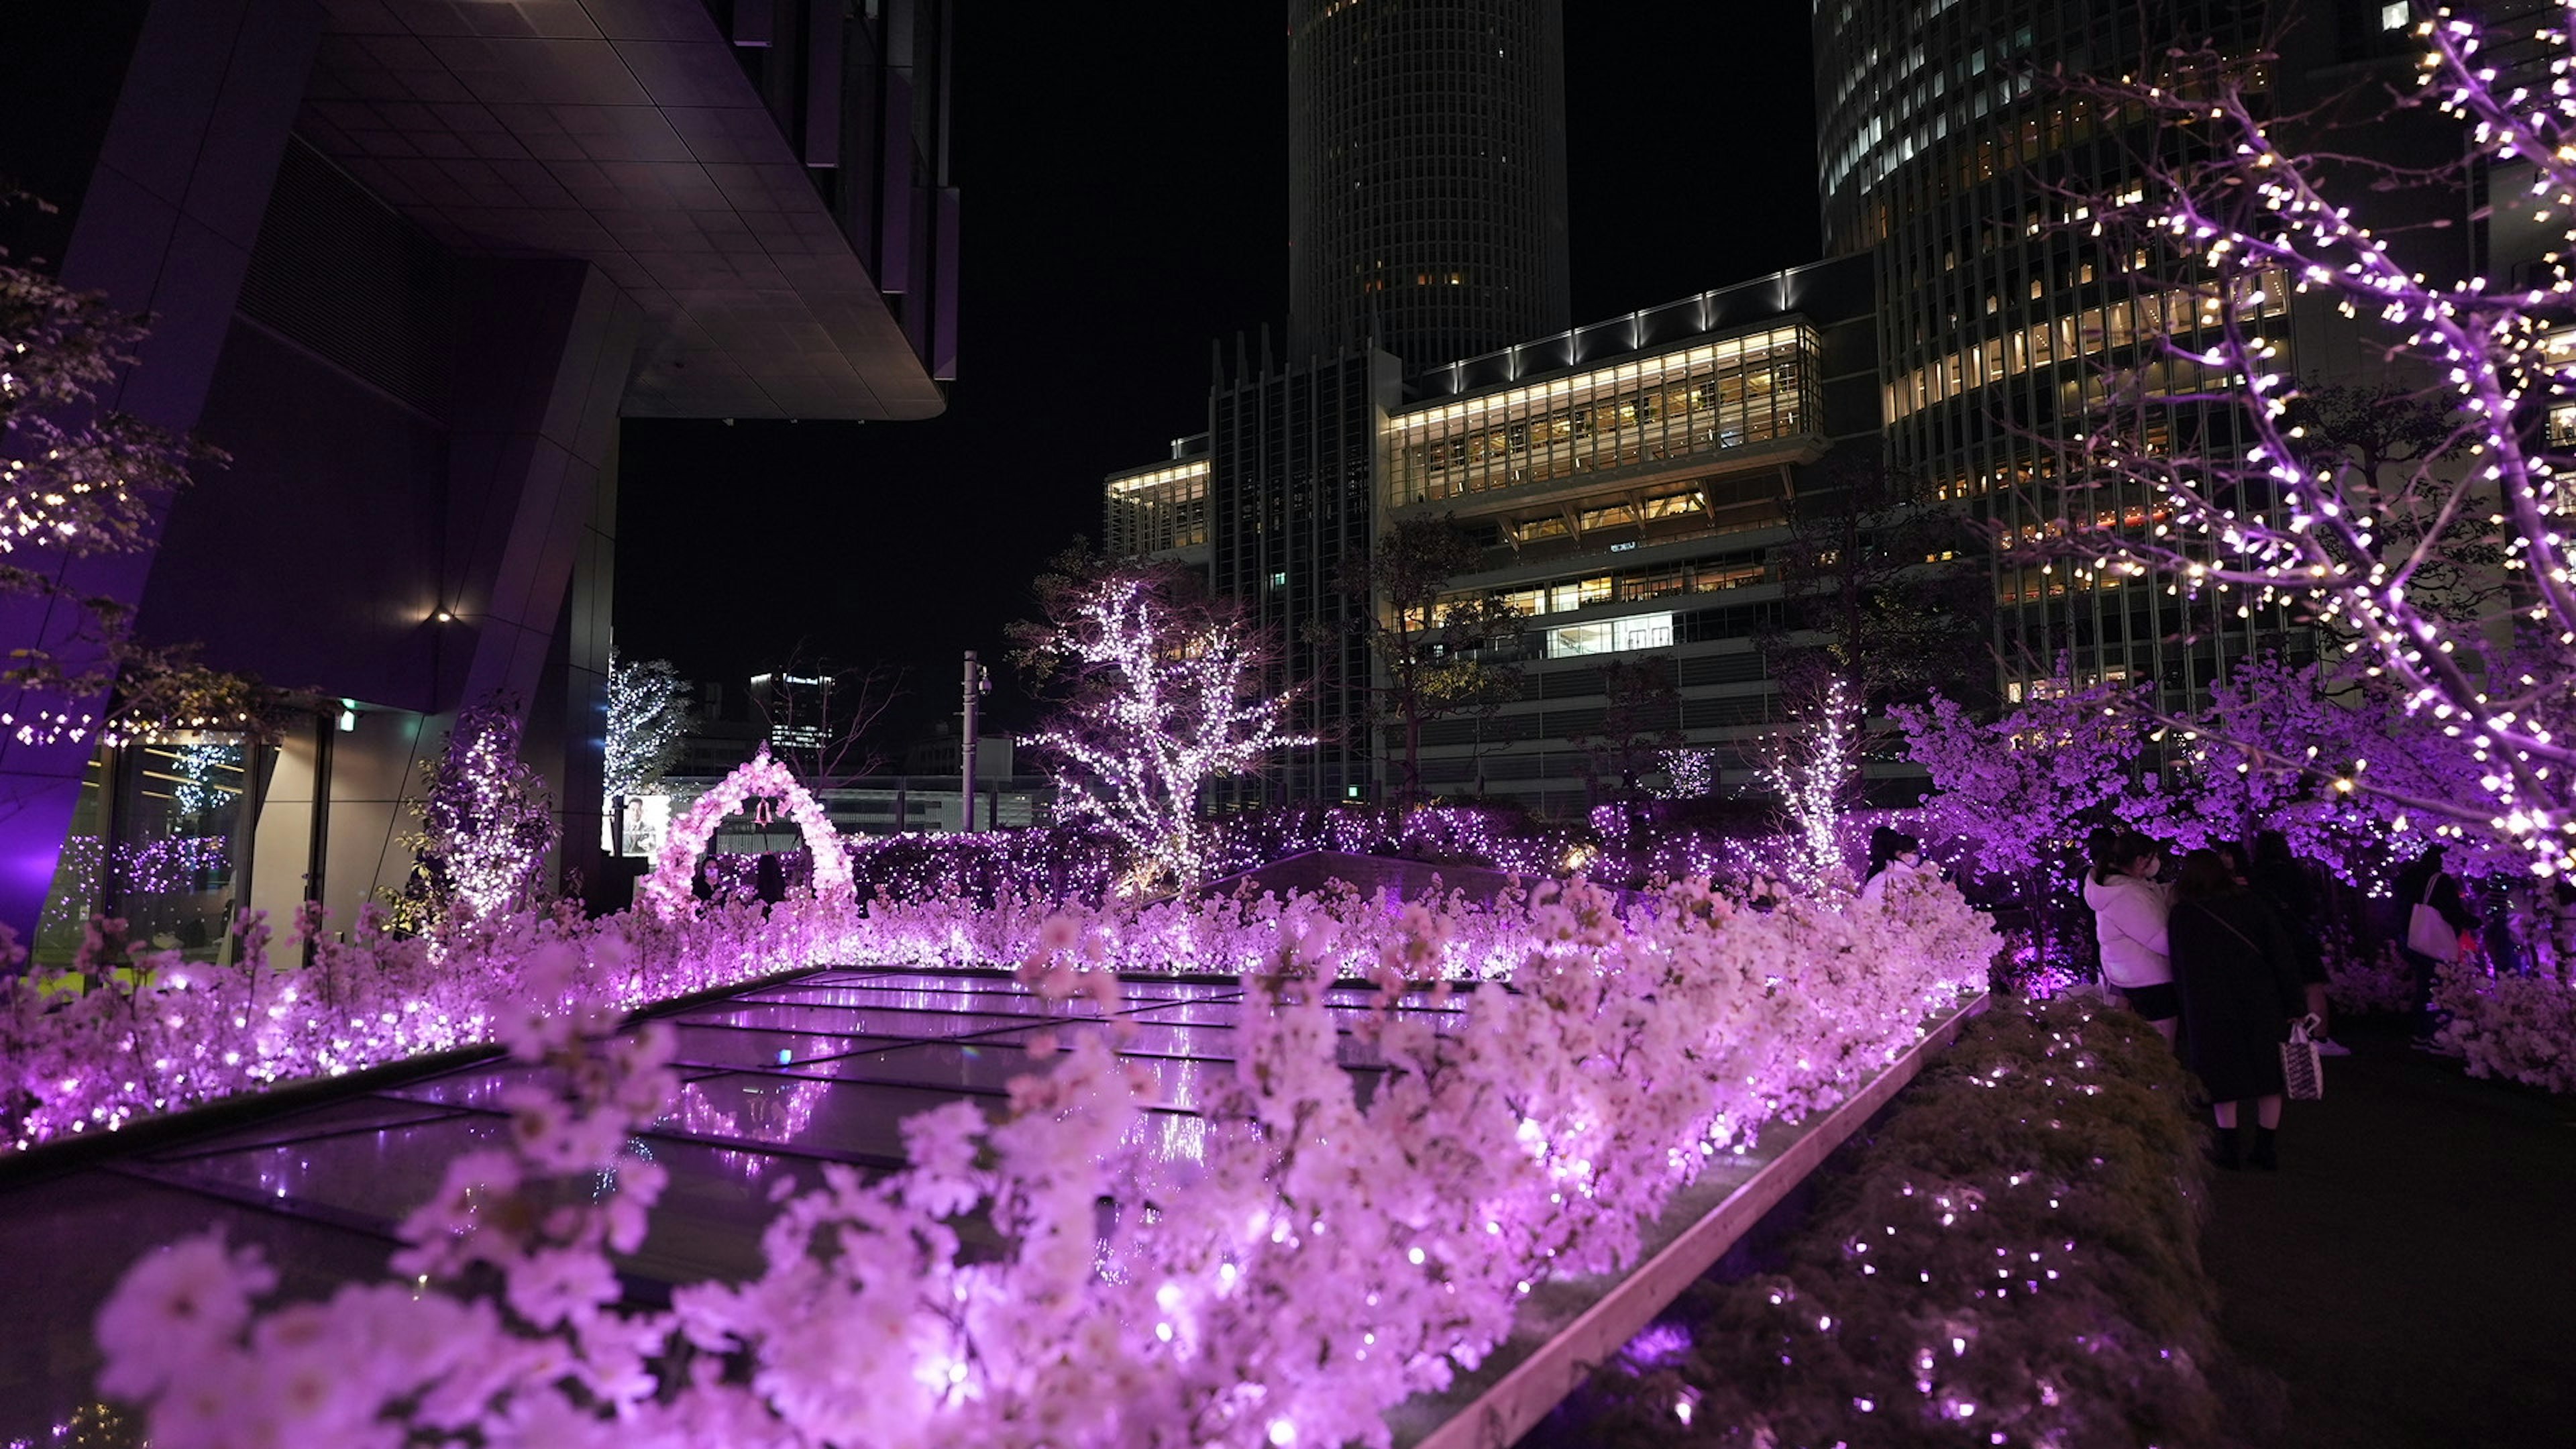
(639, 746, 857, 916)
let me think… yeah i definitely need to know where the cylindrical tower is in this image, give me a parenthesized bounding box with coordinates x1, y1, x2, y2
(1287, 0, 1571, 368)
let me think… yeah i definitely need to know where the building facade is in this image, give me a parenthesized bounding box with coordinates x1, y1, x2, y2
(1388, 259, 1883, 811)
(1205, 347, 1403, 804)
(0, 0, 959, 957)
(1108, 258, 1884, 812)
(1812, 0, 2449, 712)
(1286, 0, 1572, 367)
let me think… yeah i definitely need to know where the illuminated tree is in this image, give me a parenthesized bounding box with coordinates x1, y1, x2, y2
(1019, 559, 1311, 896)
(604, 651, 692, 798)
(1657, 745, 1719, 800)
(1760, 676, 1862, 892)
(0, 190, 280, 750)
(1895, 674, 2163, 877)
(2053, 10, 2576, 875)
(388, 700, 557, 931)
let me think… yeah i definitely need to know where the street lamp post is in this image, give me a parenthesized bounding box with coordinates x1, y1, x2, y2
(960, 651, 989, 832)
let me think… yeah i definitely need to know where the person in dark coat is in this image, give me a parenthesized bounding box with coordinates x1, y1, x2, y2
(2169, 849, 2308, 1170)
(2248, 830, 2349, 1057)
(754, 851, 788, 906)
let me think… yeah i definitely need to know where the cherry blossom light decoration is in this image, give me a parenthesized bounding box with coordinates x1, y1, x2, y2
(638, 745, 857, 917)
(89, 874, 1998, 1449)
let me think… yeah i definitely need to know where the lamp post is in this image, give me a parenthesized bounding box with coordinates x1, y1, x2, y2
(960, 651, 989, 832)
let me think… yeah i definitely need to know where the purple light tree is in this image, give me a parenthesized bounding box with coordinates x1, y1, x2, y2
(1018, 560, 1311, 897)
(1894, 677, 2157, 880)
(1760, 677, 1862, 892)
(2051, 10, 2576, 875)
(388, 700, 557, 932)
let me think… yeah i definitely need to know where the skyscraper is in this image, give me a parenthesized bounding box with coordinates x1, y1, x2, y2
(1813, 0, 2429, 711)
(1816, 0, 2292, 710)
(1286, 0, 1572, 368)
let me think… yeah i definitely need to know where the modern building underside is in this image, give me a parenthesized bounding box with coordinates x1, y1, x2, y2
(0, 0, 957, 960)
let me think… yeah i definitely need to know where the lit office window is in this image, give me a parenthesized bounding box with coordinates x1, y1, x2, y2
(1104, 460, 1210, 556)
(1546, 611, 1675, 659)
(1385, 325, 1816, 505)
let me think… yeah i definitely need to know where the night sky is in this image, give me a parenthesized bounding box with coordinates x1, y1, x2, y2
(614, 1, 1821, 741)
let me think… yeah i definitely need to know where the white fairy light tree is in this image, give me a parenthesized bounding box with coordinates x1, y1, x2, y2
(1760, 676, 1861, 892)
(1018, 557, 1311, 897)
(2053, 7, 2576, 875)
(604, 651, 692, 857)
(604, 650, 692, 800)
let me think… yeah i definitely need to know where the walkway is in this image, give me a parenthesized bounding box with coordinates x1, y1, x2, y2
(2200, 1018, 2576, 1447)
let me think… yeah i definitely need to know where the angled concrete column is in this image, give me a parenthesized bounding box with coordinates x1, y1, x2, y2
(373, 258, 638, 908)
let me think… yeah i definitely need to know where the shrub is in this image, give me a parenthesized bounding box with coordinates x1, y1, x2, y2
(1569, 999, 2229, 1448)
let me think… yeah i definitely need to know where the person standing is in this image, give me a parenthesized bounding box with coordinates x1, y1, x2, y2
(2084, 830, 2180, 1045)
(2214, 840, 2252, 888)
(2248, 830, 2349, 1057)
(1859, 826, 1927, 909)
(2169, 849, 2310, 1169)
(2392, 844, 2478, 1051)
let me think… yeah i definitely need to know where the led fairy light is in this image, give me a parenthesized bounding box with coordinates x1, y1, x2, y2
(638, 745, 857, 918)
(1024, 574, 1315, 898)
(416, 704, 557, 922)
(1760, 678, 1861, 894)
(2050, 7, 2576, 876)
(602, 650, 691, 802)
(83, 869, 1997, 1447)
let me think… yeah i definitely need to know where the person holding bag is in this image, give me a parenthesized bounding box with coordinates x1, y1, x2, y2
(2249, 830, 2349, 1057)
(2169, 849, 2310, 1170)
(2394, 845, 2478, 1051)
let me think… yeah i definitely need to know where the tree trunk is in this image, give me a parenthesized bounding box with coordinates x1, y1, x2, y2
(1405, 712, 1423, 805)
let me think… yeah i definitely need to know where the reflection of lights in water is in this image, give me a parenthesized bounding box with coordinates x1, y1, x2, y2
(665, 1079, 833, 1177)
(673, 1079, 830, 1139)
(594, 1136, 659, 1199)
(1131, 1057, 1210, 1110)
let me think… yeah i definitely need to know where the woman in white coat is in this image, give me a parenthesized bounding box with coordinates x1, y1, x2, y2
(2084, 830, 2179, 1044)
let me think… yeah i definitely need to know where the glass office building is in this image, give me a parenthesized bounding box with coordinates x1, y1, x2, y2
(1108, 260, 1882, 814)
(1104, 455, 1214, 563)
(1814, 0, 2302, 708)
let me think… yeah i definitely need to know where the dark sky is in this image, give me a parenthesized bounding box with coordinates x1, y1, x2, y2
(616, 2, 1821, 741)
